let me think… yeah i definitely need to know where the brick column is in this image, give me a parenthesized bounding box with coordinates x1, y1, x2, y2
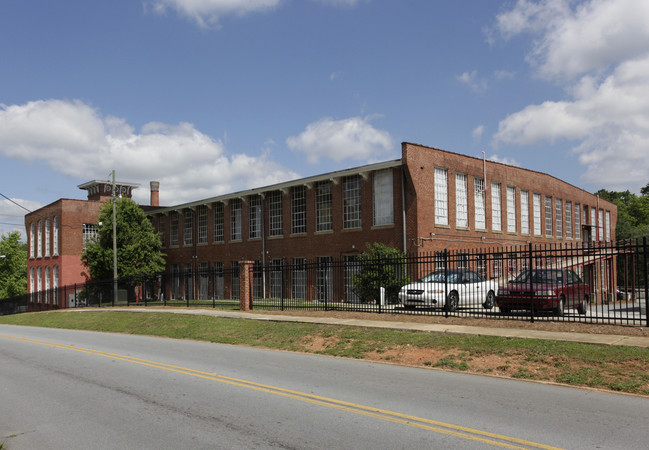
(240, 260, 254, 311)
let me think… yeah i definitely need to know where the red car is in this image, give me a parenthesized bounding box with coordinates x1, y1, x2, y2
(496, 269, 590, 316)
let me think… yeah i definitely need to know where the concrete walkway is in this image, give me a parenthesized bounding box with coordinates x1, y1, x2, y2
(106, 307, 649, 348)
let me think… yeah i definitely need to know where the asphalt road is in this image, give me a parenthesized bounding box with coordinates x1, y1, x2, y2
(1, 324, 648, 449)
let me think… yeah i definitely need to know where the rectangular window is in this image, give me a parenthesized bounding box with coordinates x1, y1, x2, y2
(533, 193, 541, 236)
(520, 190, 529, 235)
(491, 182, 501, 232)
(565, 201, 572, 239)
(606, 210, 611, 242)
(231, 199, 242, 241)
(82, 223, 98, 251)
(213, 262, 224, 299)
(316, 256, 333, 301)
(373, 170, 394, 226)
(269, 259, 283, 299)
(474, 177, 485, 230)
(53, 216, 59, 256)
(292, 258, 307, 301)
(575, 203, 581, 240)
(53, 265, 59, 305)
(315, 181, 332, 232)
(198, 206, 207, 244)
(184, 263, 193, 300)
(506, 186, 516, 233)
(598, 209, 604, 242)
(198, 262, 209, 299)
(29, 223, 35, 258)
(545, 196, 553, 237)
(170, 212, 179, 246)
(45, 266, 50, 303)
(343, 175, 362, 229)
(249, 195, 262, 239)
(213, 202, 224, 242)
(183, 209, 193, 246)
(590, 207, 596, 241)
(455, 173, 468, 228)
(37, 220, 42, 258)
(555, 198, 563, 237)
(269, 191, 283, 237)
(45, 219, 50, 257)
(231, 262, 240, 299)
(343, 255, 360, 303)
(291, 186, 306, 234)
(158, 216, 166, 247)
(493, 253, 503, 278)
(435, 168, 448, 226)
(171, 264, 180, 299)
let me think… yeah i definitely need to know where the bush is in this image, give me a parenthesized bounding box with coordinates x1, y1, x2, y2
(352, 243, 409, 304)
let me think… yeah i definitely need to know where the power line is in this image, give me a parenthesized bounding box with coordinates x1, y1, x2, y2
(0, 191, 34, 214)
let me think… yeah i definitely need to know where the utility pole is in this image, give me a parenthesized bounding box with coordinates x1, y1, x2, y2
(112, 170, 118, 304)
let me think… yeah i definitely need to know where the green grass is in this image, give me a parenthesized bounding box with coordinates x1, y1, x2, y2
(1, 310, 648, 395)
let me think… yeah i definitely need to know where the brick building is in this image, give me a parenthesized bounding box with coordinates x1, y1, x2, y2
(146, 142, 617, 301)
(24, 180, 142, 305)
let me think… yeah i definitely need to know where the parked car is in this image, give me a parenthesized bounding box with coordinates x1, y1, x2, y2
(398, 269, 498, 311)
(496, 268, 590, 316)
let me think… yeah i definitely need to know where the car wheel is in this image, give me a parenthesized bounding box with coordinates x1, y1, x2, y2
(577, 295, 589, 315)
(483, 290, 495, 309)
(554, 296, 565, 316)
(445, 291, 459, 312)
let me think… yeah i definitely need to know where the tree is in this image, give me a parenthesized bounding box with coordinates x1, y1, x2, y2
(352, 243, 409, 304)
(596, 184, 649, 240)
(81, 198, 165, 283)
(0, 231, 28, 298)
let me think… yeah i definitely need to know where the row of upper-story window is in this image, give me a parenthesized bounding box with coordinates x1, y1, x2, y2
(433, 168, 613, 241)
(28, 217, 60, 259)
(28, 264, 59, 299)
(156, 171, 395, 247)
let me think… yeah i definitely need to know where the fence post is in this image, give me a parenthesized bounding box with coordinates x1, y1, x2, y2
(281, 258, 286, 311)
(444, 249, 449, 318)
(644, 237, 649, 328)
(528, 243, 535, 323)
(377, 253, 382, 314)
(239, 260, 254, 311)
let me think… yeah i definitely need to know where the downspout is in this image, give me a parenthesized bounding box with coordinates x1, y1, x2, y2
(261, 196, 266, 299)
(401, 166, 407, 254)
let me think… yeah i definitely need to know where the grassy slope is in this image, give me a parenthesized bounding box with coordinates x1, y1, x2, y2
(1, 311, 648, 395)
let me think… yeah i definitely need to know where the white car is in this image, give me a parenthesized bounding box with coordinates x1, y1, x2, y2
(398, 269, 498, 311)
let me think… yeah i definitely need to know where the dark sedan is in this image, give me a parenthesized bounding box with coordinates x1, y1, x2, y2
(496, 268, 590, 316)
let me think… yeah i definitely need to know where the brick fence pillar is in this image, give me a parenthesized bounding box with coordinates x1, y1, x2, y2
(240, 260, 254, 311)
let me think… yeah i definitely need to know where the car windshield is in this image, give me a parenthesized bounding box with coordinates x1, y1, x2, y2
(512, 270, 564, 284)
(419, 271, 461, 283)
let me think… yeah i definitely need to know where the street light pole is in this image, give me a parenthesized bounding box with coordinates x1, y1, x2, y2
(112, 170, 118, 305)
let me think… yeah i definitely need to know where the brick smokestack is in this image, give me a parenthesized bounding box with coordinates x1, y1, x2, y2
(150, 181, 160, 207)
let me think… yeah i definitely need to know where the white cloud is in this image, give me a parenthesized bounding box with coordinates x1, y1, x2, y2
(492, 0, 649, 191)
(147, 0, 282, 27)
(286, 116, 393, 164)
(489, 154, 520, 167)
(0, 197, 42, 239)
(456, 70, 488, 93)
(472, 125, 485, 141)
(0, 99, 299, 206)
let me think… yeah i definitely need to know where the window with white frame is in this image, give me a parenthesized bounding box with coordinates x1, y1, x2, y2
(213, 262, 224, 299)
(520, 190, 529, 235)
(82, 223, 98, 250)
(590, 207, 596, 241)
(45, 266, 50, 303)
(598, 208, 604, 242)
(30, 223, 35, 258)
(506, 186, 516, 233)
(545, 196, 553, 237)
(37, 267, 42, 301)
(45, 219, 50, 257)
(29, 267, 34, 294)
(213, 203, 224, 242)
(575, 203, 581, 240)
(474, 177, 485, 230)
(198, 206, 208, 244)
(269, 191, 283, 236)
(53, 265, 59, 305)
(292, 258, 307, 300)
(231, 199, 242, 241)
(183, 209, 194, 246)
(533, 193, 541, 236)
(435, 168, 448, 226)
(53, 216, 59, 256)
(231, 261, 240, 299)
(170, 211, 179, 246)
(456, 173, 468, 228)
(606, 210, 611, 241)
(291, 186, 306, 234)
(373, 170, 393, 226)
(249, 195, 262, 239)
(491, 182, 501, 232)
(343, 175, 362, 229)
(565, 201, 572, 238)
(316, 181, 332, 232)
(555, 198, 563, 237)
(37, 220, 42, 258)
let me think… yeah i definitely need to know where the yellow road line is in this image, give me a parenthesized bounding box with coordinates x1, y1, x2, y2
(0, 333, 564, 449)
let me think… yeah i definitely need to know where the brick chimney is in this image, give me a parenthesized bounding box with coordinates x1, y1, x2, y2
(150, 181, 160, 207)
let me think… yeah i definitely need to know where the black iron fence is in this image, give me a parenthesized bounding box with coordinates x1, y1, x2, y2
(2, 239, 648, 326)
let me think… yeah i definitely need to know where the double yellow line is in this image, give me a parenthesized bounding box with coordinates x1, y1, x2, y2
(1, 333, 562, 449)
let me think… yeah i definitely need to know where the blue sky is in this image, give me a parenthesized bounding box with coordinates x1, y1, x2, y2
(2, 0, 649, 238)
